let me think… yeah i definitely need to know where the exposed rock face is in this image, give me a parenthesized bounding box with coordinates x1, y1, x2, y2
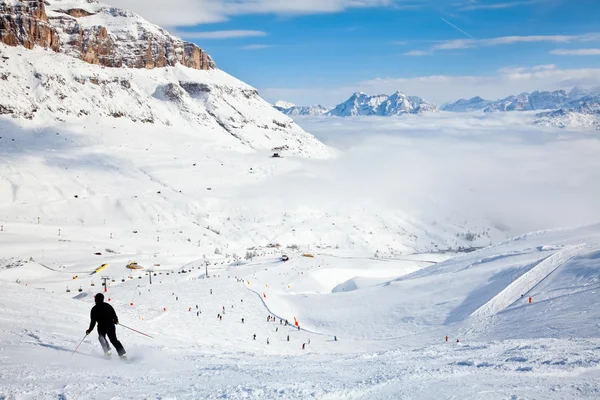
(0, 0, 60, 51)
(0, 0, 215, 70)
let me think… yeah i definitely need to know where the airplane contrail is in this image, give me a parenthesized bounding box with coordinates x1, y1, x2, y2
(440, 18, 476, 39)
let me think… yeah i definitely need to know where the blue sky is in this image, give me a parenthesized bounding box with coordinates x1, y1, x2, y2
(117, 0, 600, 106)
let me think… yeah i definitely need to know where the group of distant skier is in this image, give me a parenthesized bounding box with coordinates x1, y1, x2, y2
(81, 280, 340, 359)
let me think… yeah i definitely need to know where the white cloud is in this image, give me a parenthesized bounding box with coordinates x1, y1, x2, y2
(550, 48, 600, 56)
(531, 64, 557, 71)
(110, 0, 406, 27)
(460, 0, 542, 11)
(241, 44, 274, 50)
(259, 65, 600, 106)
(405, 33, 600, 56)
(289, 113, 600, 234)
(403, 50, 432, 56)
(176, 30, 267, 39)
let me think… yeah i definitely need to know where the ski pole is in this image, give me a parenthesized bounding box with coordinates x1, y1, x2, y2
(71, 334, 88, 357)
(118, 323, 154, 339)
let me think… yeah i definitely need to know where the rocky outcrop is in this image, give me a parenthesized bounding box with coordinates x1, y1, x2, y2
(0, 0, 215, 71)
(0, 0, 60, 51)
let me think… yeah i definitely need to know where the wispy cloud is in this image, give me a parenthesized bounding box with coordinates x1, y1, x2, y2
(404, 50, 432, 56)
(550, 48, 600, 56)
(460, 0, 542, 11)
(176, 30, 267, 39)
(241, 44, 274, 50)
(111, 0, 411, 27)
(404, 33, 600, 56)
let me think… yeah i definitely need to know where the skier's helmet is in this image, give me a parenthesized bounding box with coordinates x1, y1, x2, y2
(95, 293, 104, 303)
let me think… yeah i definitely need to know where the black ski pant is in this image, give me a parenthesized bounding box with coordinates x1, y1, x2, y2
(98, 325, 126, 356)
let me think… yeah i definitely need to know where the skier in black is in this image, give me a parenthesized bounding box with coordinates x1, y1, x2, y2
(86, 293, 126, 358)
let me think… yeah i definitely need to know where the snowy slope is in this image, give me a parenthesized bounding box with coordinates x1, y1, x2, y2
(0, 221, 599, 398)
(327, 91, 437, 117)
(0, 43, 326, 156)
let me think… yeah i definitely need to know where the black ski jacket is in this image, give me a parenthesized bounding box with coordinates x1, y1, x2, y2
(88, 302, 119, 332)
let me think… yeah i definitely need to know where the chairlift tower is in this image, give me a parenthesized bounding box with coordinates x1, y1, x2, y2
(101, 276, 110, 292)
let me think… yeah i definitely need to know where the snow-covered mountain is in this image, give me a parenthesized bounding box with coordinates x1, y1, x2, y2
(0, 0, 327, 157)
(534, 97, 600, 128)
(274, 100, 296, 109)
(327, 91, 437, 117)
(275, 104, 329, 116)
(0, 0, 505, 260)
(443, 88, 600, 114)
(485, 90, 572, 112)
(441, 96, 493, 112)
(0, 0, 214, 70)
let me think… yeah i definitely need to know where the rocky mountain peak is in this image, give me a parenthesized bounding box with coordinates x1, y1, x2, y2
(0, 0, 215, 70)
(0, 0, 60, 51)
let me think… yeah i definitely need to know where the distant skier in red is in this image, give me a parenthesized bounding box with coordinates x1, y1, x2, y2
(86, 293, 126, 358)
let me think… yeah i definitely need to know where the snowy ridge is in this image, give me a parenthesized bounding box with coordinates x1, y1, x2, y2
(327, 91, 437, 117)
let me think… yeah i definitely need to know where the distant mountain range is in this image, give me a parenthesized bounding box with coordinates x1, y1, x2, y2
(273, 91, 437, 117)
(442, 88, 600, 113)
(274, 87, 600, 128)
(535, 97, 600, 129)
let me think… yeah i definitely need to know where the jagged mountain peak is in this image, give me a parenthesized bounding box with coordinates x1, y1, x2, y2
(327, 91, 437, 117)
